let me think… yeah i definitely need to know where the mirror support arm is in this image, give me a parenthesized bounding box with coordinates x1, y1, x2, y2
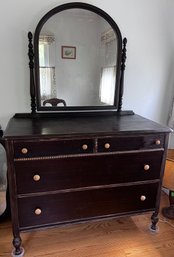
(28, 32, 36, 114)
(118, 38, 127, 112)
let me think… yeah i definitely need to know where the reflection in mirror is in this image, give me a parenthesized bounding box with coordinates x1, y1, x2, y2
(38, 9, 118, 107)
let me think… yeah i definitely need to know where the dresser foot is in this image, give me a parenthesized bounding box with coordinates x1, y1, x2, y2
(12, 237, 24, 256)
(11, 247, 24, 257)
(150, 212, 159, 232)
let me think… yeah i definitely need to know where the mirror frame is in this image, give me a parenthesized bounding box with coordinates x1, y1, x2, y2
(33, 2, 123, 113)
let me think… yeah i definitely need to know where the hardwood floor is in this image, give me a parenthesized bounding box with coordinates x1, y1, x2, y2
(167, 149, 174, 160)
(0, 191, 174, 257)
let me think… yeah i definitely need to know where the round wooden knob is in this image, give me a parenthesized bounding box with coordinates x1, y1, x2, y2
(82, 144, 88, 150)
(33, 174, 40, 182)
(21, 148, 28, 154)
(144, 164, 150, 171)
(155, 140, 161, 145)
(35, 208, 42, 215)
(140, 195, 146, 201)
(104, 143, 110, 149)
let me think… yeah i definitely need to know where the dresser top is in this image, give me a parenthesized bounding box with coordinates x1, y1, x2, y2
(4, 114, 170, 139)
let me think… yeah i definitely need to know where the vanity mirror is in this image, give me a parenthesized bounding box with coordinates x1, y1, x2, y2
(28, 2, 130, 114)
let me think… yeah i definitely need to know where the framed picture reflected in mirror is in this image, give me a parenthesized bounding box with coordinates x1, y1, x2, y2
(61, 46, 76, 59)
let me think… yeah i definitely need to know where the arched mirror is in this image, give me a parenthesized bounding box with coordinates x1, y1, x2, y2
(29, 2, 127, 113)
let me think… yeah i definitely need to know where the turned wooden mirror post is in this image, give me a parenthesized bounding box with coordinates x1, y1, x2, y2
(28, 32, 36, 114)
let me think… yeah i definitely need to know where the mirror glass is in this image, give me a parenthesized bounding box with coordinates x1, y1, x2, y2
(38, 9, 118, 108)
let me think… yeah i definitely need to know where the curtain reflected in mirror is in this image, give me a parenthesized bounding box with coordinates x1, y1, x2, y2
(39, 35, 57, 103)
(38, 9, 118, 107)
(100, 66, 116, 105)
(100, 28, 116, 105)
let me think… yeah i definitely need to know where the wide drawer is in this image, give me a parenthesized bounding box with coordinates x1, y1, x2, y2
(18, 183, 158, 229)
(13, 138, 93, 158)
(15, 150, 163, 194)
(98, 134, 164, 152)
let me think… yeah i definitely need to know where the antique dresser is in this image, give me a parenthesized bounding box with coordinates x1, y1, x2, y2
(4, 2, 170, 256)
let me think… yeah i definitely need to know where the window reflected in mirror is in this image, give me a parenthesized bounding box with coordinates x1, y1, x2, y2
(39, 35, 57, 102)
(38, 9, 118, 107)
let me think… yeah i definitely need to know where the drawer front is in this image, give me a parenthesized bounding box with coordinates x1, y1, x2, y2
(13, 134, 165, 158)
(15, 150, 163, 194)
(13, 138, 93, 158)
(18, 183, 158, 229)
(98, 134, 164, 152)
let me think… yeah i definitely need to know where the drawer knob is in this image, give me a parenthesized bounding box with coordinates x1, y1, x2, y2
(33, 174, 41, 182)
(21, 148, 28, 154)
(35, 208, 42, 215)
(104, 143, 110, 149)
(82, 144, 88, 150)
(140, 195, 146, 201)
(144, 164, 150, 171)
(155, 139, 161, 145)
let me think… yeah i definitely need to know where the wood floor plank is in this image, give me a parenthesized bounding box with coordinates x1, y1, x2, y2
(167, 149, 174, 160)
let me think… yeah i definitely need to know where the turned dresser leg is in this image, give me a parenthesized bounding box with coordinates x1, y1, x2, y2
(150, 212, 159, 232)
(12, 236, 24, 257)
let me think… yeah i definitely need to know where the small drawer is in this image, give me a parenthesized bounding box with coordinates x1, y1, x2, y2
(18, 183, 158, 229)
(15, 150, 163, 194)
(98, 134, 165, 152)
(13, 138, 93, 158)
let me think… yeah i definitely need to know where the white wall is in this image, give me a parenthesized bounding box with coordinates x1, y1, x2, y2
(0, 0, 174, 132)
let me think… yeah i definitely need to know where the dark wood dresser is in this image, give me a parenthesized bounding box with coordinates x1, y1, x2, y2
(4, 114, 170, 254)
(4, 3, 171, 255)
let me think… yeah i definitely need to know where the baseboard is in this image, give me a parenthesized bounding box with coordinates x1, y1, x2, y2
(162, 187, 169, 195)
